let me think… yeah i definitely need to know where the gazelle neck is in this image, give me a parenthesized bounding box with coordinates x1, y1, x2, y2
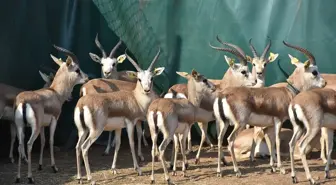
(133, 81, 154, 114)
(49, 69, 75, 103)
(187, 78, 203, 107)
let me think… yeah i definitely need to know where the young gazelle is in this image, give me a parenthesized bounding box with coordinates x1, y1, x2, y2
(213, 41, 326, 177)
(74, 48, 164, 184)
(147, 69, 216, 184)
(288, 82, 336, 184)
(88, 34, 147, 155)
(1, 71, 54, 164)
(14, 46, 89, 183)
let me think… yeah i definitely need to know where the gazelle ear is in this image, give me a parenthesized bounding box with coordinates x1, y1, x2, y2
(268, 52, 279, 63)
(246, 55, 253, 63)
(39, 70, 50, 83)
(288, 54, 300, 66)
(65, 56, 72, 66)
(176, 71, 189, 79)
(126, 71, 137, 79)
(153, 67, 165, 76)
(50, 54, 63, 66)
(89, 53, 101, 63)
(303, 60, 311, 69)
(117, 54, 126, 63)
(224, 55, 235, 68)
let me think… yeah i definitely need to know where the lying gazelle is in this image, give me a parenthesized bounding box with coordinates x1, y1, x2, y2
(14, 46, 89, 184)
(74, 48, 164, 184)
(147, 69, 216, 184)
(88, 34, 148, 155)
(288, 88, 336, 185)
(1, 71, 54, 164)
(213, 41, 326, 177)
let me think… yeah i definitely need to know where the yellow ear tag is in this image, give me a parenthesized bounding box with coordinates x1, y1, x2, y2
(246, 55, 252, 62)
(117, 54, 126, 63)
(228, 58, 235, 66)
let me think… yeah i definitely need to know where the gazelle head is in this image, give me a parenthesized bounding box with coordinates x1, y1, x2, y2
(89, 34, 125, 78)
(39, 71, 55, 88)
(124, 48, 165, 94)
(247, 38, 279, 78)
(283, 41, 326, 91)
(51, 45, 89, 86)
(209, 36, 257, 87)
(177, 69, 216, 94)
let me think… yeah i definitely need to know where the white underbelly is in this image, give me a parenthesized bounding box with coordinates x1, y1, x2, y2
(321, 113, 336, 130)
(104, 117, 125, 131)
(1, 106, 14, 121)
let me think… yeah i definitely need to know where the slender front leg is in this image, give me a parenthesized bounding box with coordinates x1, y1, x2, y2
(38, 127, 45, 170)
(9, 122, 17, 163)
(142, 121, 149, 147)
(49, 117, 58, 173)
(103, 131, 113, 156)
(180, 126, 189, 177)
(136, 122, 144, 161)
(264, 133, 276, 172)
(126, 119, 142, 175)
(111, 129, 121, 174)
(249, 128, 258, 163)
(274, 118, 285, 174)
(186, 125, 192, 154)
(195, 122, 208, 164)
(171, 134, 179, 176)
(320, 127, 328, 164)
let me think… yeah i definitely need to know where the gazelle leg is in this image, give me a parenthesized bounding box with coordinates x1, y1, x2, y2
(264, 132, 277, 172)
(125, 119, 142, 175)
(142, 121, 149, 147)
(216, 120, 228, 177)
(227, 123, 244, 177)
(9, 122, 17, 163)
(76, 129, 89, 183)
(186, 125, 192, 154)
(274, 118, 285, 174)
(103, 131, 113, 156)
(38, 127, 45, 170)
(299, 127, 320, 185)
(195, 122, 208, 164)
(171, 134, 179, 176)
(216, 120, 228, 166)
(27, 126, 41, 183)
(15, 125, 24, 183)
(289, 125, 304, 184)
(249, 128, 258, 163)
(180, 126, 189, 177)
(159, 134, 174, 184)
(324, 128, 334, 179)
(49, 117, 58, 173)
(136, 122, 144, 161)
(148, 112, 158, 184)
(110, 129, 121, 174)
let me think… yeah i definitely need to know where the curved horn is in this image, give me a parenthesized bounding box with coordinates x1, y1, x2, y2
(148, 48, 161, 71)
(109, 39, 122, 58)
(95, 33, 107, 58)
(53, 45, 79, 64)
(277, 59, 289, 78)
(40, 64, 57, 74)
(125, 48, 142, 72)
(249, 38, 258, 58)
(209, 42, 247, 65)
(261, 37, 271, 59)
(283, 41, 316, 65)
(216, 35, 247, 60)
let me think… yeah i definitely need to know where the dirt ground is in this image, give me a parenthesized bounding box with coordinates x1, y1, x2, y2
(0, 143, 336, 185)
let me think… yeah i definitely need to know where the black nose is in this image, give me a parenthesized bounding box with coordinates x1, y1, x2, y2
(144, 89, 150, 93)
(105, 72, 111, 75)
(255, 79, 257, 83)
(257, 72, 262, 75)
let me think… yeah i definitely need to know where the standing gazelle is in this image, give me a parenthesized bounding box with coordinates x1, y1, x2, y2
(74, 48, 164, 184)
(14, 46, 89, 184)
(213, 41, 326, 177)
(147, 69, 216, 184)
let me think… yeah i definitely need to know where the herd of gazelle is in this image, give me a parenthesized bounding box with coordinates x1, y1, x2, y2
(0, 34, 334, 185)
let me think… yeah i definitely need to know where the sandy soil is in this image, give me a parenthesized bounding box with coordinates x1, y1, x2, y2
(0, 143, 335, 185)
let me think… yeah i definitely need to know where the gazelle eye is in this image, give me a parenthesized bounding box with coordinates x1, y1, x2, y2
(112, 63, 116, 66)
(138, 79, 142, 82)
(75, 69, 80, 74)
(264, 63, 267, 67)
(202, 79, 207, 83)
(241, 71, 246, 75)
(312, 70, 318, 76)
(252, 63, 255, 66)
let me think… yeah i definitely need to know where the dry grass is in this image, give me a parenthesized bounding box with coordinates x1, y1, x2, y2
(0, 142, 336, 185)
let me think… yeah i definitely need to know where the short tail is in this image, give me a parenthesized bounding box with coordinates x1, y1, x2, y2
(79, 107, 87, 130)
(292, 105, 305, 130)
(217, 98, 228, 122)
(22, 103, 28, 126)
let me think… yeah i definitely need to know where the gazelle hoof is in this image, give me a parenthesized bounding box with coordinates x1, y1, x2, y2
(15, 178, 20, 183)
(271, 167, 276, 173)
(292, 176, 298, 184)
(184, 163, 189, 170)
(169, 164, 174, 171)
(38, 164, 42, 171)
(77, 178, 82, 184)
(325, 170, 330, 179)
(102, 152, 109, 156)
(52, 165, 58, 173)
(91, 180, 96, 185)
(10, 157, 14, 164)
(221, 157, 228, 166)
(195, 158, 200, 165)
(167, 179, 175, 185)
(28, 177, 34, 184)
(111, 168, 117, 175)
(172, 171, 177, 176)
(139, 155, 145, 162)
(309, 179, 318, 185)
(150, 180, 155, 184)
(279, 167, 286, 175)
(217, 172, 222, 177)
(137, 170, 142, 176)
(235, 171, 242, 178)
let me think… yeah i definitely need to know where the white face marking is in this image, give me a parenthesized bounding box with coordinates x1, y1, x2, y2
(101, 58, 117, 78)
(231, 64, 256, 87)
(137, 70, 154, 93)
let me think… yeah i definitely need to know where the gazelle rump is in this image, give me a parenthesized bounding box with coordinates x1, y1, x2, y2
(73, 48, 164, 184)
(147, 69, 216, 184)
(288, 89, 336, 184)
(213, 41, 326, 177)
(88, 34, 148, 156)
(14, 46, 89, 184)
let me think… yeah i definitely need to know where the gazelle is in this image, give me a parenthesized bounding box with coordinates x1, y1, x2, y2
(147, 69, 216, 184)
(288, 88, 336, 185)
(88, 34, 147, 156)
(74, 48, 164, 184)
(213, 41, 326, 177)
(5, 71, 57, 164)
(14, 46, 89, 184)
